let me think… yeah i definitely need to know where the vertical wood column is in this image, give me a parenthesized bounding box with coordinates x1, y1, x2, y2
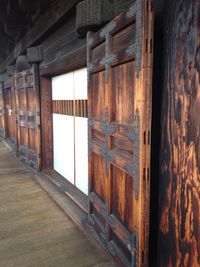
(40, 76, 53, 171)
(0, 82, 5, 138)
(158, 0, 200, 266)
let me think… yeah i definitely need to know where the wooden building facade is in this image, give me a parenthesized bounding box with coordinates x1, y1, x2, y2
(0, 0, 199, 266)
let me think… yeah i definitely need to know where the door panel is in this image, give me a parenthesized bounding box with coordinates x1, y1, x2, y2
(53, 114, 75, 184)
(87, 1, 153, 266)
(4, 89, 11, 137)
(75, 117, 88, 194)
(15, 64, 41, 170)
(52, 72, 75, 184)
(113, 62, 135, 124)
(52, 73, 74, 100)
(74, 68, 88, 194)
(3, 82, 17, 148)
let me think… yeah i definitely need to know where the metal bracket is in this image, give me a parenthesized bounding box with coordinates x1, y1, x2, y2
(100, 122, 118, 135)
(123, 109, 140, 199)
(99, 109, 118, 176)
(100, 54, 116, 81)
(109, 122, 118, 134)
(88, 142, 94, 153)
(87, 63, 94, 73)
(88, 119, 94, 128)
(100, 54, 116, 66)
(132, 229, 139, 267)
(100, 149, 115, 163)
(100, 21, 116, 38)
(127, 44, 136, 57)
(126, 3, 136, 19)
(99, 21, 117, 82)
(124, 163, 134, 176)
(125, 128, 138, 142)
(100, 149, 116, 176)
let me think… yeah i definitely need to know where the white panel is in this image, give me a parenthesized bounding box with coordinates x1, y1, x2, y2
(52, 73, 74, 100)
(75, 117, 88, 195)
(53, 114, 74, 184)
(74, 68, 87, 100)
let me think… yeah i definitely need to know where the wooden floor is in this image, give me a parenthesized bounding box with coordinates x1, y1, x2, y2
(0, 141, 113, 267)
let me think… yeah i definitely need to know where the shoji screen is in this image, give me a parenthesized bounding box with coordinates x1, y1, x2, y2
(74, 69, 88, 195)
(52, 69, 88, 195)
(52, 73, 74, 184)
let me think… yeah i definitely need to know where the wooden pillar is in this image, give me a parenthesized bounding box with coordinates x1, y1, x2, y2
(158, 0, 200, 266)
(40, 76, 53, 171)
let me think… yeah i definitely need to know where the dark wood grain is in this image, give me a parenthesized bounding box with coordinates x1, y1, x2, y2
(158, 0, 200, 266)
(15, 65, 41, 171)
(40, 77, 53, 171)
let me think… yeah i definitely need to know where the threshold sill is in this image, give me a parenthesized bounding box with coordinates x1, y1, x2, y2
(45, 170, 88, 213)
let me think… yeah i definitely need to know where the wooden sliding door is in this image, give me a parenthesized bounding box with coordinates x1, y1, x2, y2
(3, 81, 17, 149)
(87, 1, 153, 266)
(0, 83, 5, 138)
(15, 64, 41, 170)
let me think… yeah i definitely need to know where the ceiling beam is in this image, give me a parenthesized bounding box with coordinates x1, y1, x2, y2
(0, 0, 81, 73)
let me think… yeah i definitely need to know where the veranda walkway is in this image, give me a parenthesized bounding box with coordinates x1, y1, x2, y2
(0, 141, 113, 267)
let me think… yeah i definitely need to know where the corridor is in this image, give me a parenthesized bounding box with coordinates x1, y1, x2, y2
(0, 141, 113, 267)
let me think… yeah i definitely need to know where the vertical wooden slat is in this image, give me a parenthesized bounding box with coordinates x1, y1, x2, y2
(33, 63, 42, 171)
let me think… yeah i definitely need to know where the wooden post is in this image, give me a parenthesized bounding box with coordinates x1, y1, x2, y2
(158, 0, 200, 266)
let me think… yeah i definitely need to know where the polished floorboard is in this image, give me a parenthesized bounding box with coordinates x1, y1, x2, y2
(0, 141, 113, 267)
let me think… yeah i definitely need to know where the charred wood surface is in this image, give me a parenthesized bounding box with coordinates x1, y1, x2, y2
(158, 0, 200, 266)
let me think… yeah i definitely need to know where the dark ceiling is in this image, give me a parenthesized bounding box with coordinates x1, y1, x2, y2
(0, 0, 50, 61)
(0, 0, 164, 63)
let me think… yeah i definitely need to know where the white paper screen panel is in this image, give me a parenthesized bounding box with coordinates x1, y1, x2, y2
(74, 68, 88, 194)
(74, 68, 87, 100)
(75, 116, 88, 195)
(53, 114, 74, 184)
(52, 68, 88, 195)
(52, 73, 74, 100)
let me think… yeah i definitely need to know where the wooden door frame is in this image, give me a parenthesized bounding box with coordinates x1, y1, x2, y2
(3, 79, 17, 145)
(0, 82, 5, 139)
(39, 45, 86, 172)
(2, 87, 11, 140)
(40, 73, 89, 212)
(39, 48, 89, 211)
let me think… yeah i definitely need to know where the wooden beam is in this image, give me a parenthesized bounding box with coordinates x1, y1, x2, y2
(0, 0, 81, 73)
(16, 55, 31, 72)
(40, 46, 86, 77)
(27, 46, 43, 63)
(7, 65, 16, 76)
